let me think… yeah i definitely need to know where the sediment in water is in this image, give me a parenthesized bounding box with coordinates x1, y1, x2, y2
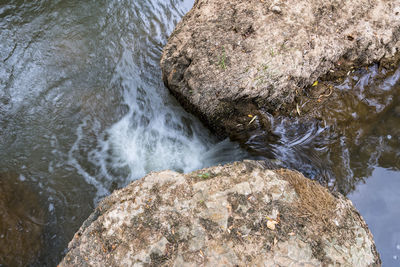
(0, 172, 46, 266)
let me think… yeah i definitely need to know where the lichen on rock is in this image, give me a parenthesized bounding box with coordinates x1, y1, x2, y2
(60, 161, 380, 266)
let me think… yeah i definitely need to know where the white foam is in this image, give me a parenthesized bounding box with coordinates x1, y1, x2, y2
(67, 117, 110, 200)
(67, 45, 247, 203)
(19, 174, 26, 181)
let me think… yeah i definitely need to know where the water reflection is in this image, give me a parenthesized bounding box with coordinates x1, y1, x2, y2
(246, 65, 400, 195)
(349, 168, 400, 267)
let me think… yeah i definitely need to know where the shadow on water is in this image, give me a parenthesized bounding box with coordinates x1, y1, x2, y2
(1, 0, 400, 266)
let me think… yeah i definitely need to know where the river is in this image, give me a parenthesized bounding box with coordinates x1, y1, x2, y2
(0, 0, 399, 266)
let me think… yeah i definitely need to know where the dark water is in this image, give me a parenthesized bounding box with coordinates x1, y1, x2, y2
(0, 0, 399, 266)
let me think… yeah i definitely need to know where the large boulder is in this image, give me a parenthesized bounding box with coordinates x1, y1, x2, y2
(160, 0, 400, 138)
(60, 161, 380, 266)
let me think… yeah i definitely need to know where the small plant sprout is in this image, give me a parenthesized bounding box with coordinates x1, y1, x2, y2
(270, 48, 275, 57)
(218, 46, 227, 70)
(198, 172, 211, 179)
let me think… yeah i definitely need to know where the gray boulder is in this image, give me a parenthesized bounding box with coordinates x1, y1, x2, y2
(60, 161, 380, 266)
(160, 0, 400, 138)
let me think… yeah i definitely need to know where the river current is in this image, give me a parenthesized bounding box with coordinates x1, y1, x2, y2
(0, 0, 399, 266)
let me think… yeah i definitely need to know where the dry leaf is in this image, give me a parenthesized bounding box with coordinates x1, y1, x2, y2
(312, 80, 318, 86)
(267, 219, 278, 230)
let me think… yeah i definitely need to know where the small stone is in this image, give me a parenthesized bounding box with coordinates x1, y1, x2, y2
(271, 5, 282, 14)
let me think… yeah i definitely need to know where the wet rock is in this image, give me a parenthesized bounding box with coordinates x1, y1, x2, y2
(60, 161, 380, 266)
(0, 172, 46, 266)
(160, 0, 400, 139)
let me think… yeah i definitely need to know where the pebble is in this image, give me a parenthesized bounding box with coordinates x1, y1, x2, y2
(271, 6, 282, 14)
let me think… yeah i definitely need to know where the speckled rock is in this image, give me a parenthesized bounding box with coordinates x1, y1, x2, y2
(160, 0, 400, 138)
(60, 161, 380, 266)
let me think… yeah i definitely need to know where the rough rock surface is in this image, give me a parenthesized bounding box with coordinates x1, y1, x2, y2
(160, 0, 400, 138)
(60, 161, 380, 266)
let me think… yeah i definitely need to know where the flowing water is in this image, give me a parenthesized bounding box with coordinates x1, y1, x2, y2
(0, 1, 249, 265)
(0, 0, 399, 266)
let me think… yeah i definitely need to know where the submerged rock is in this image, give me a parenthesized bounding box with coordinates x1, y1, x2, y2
(0, 172, 46, 266)
(60, 161, 380, 266)
(160, 0, 400, 139)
